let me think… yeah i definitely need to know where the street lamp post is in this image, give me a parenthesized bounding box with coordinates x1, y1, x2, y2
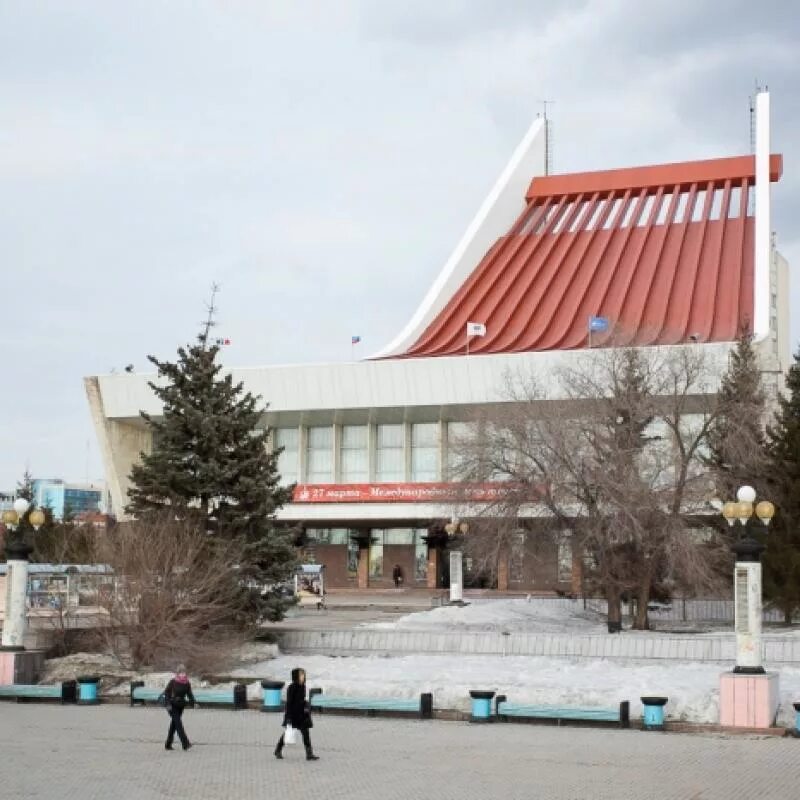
(1, 499, 45, 652)
(718, 485, 780, 729)
(720, 485, 775, 674)
(444, 518, 469, 604)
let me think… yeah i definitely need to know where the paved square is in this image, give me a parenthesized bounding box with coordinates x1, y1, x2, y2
(0, 704, 798, 799)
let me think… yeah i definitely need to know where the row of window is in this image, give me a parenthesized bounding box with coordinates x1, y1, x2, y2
(275, 422, 471, 485)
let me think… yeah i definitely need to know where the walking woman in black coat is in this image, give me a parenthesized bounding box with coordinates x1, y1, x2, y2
(274, 668, 318, 761)
(162, 665, 195, 751)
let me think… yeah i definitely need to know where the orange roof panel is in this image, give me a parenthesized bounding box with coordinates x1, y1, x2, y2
(399, 154, 782, 358)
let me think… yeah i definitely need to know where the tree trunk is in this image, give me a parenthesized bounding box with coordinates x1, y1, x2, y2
(606, 587, 622, 633)
(632, 567, 653, 630)
(785, 607, 793, 626)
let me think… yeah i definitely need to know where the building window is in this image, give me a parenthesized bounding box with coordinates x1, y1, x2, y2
(306, 426, 333, 483)
(305, 528, 350, 545)
(384, 528, 414, 545)
(340, 425, 368, 483)
(369, 531, 384, 577)
(446, 422, 475, 481)
(275, 428, 299, 486)
(410, 423, 438, 482)
(375, 424, 404, 482)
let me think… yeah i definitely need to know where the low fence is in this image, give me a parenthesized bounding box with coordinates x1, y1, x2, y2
(275, 628, 800, 664)
(468, 596, 792, 624)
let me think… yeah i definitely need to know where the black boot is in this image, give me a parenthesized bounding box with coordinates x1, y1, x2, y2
(274, 741, 284, 760)
(305, 746, 319, 761)
(165, 742, 173, 750)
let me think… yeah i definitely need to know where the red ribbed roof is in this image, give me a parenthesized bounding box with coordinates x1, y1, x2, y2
(402, 154, 783, 357)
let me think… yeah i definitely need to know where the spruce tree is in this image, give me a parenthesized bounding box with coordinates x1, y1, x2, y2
(127, 292, 296, 621)
(762, 347, 800, 623)
(705, 332, 767, 498)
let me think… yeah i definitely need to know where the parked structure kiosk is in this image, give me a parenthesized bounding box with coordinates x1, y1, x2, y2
(294, 564, 325, 610)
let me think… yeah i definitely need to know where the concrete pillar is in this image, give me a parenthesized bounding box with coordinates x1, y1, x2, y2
(427, 548, 439, 589)
(449, 551, 463, 603)
(357, 544, 369, 589)
(1, 559, 29, 649)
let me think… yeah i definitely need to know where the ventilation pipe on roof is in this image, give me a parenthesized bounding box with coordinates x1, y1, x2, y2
(753, 89, 771, 342)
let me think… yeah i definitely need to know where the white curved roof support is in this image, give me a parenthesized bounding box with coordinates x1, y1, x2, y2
(753, 90, 771, 342)
(372, 117, 547, 359)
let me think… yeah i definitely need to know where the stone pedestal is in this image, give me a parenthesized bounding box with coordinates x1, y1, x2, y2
(0, 649, 45, 684)
(719, 672, 780, 728)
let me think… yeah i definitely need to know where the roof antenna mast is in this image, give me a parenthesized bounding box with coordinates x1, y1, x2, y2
(200, 283, 220, 347)
(541, 100, 555, 175)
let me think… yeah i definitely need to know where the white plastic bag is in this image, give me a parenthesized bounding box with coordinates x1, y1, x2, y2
(284, 724, 298, 745)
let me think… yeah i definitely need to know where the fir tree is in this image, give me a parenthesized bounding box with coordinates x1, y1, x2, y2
(127, 290, 296, 621)
(762, 346, 800, 623)
(704, 331, 767, 498)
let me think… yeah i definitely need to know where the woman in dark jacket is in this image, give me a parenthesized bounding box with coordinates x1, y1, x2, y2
(274, 668, 318, 761)
(162, 665, 195, 751)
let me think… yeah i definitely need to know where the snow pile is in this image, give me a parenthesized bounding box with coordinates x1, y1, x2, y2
(363, 599, 609, 633)
(41, 643, 280, 700)
(235, 651, 800, 726)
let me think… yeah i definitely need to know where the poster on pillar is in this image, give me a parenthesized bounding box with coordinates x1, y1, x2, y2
(449, 551, 463, 604)
(734, 561, 764, 672)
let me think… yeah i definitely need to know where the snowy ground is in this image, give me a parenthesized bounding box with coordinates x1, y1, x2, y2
(41, 601, 800, 728)
(361, 598, 800, 638)
(44, 646, 800, 727)
(362, 599, 610, 633)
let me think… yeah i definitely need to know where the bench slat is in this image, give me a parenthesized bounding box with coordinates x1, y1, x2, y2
(0, 685, 62, 698)
(311, 697, 418, 711)
(131, 687, 235, 703)
(498, 704, 619, 721)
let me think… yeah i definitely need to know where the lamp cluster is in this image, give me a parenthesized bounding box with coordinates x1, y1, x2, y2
(1, 498, 45, 532)
(721, 485, 775, 528)
(444, 517, 469, 536)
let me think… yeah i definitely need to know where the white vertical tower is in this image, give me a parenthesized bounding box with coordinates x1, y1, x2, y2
(753, 90, 771, 341)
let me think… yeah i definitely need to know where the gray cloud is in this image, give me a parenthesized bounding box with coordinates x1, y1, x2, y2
(0, 0, 797, 488)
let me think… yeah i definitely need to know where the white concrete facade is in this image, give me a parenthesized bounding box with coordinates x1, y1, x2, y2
(85, 343, 734, 520)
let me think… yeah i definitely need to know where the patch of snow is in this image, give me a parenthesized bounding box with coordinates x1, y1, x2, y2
(235, 651, 800, 726)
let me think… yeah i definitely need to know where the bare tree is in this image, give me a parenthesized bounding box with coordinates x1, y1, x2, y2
(453, 345, 731, 630)
(89, 515, 251, 671)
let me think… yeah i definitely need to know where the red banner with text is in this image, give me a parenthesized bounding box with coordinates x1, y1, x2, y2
(291, 482, 512, 504)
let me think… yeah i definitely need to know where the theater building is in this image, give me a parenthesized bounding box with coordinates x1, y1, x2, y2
(86, 92, 791, 592)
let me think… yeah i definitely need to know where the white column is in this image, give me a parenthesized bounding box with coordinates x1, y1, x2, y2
(1, 559, 30, 649)
(734, 561, 764, 672)
(449, 551, 464, 603)
(753, 90, 771, 341)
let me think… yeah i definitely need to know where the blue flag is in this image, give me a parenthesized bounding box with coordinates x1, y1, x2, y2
(588, 316, 609, 333)
(351, 335, 361, 345)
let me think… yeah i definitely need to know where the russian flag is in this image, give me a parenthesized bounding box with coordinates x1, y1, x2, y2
(351, 335, 361, 345)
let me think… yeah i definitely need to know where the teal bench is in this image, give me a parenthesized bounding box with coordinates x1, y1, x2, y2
(309, 688, 432, 719)
(0, 681, 77, 704)
(495, 696, 630, 729)
(129, 681, 248, 709)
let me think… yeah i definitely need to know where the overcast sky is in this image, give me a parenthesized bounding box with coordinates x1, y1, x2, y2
(0, 0, 797, 490)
